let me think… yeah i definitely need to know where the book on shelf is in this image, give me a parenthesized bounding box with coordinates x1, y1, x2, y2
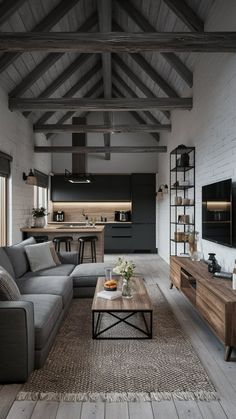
(97, 290, 122, 300)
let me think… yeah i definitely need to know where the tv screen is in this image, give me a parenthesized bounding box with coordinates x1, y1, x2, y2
(202, 179, 232, 246)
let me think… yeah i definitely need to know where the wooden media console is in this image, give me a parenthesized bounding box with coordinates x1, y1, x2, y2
(170, 256, 236, 361)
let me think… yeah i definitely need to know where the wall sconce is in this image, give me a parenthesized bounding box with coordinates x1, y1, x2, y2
(23, 169, 37, 186)
(157, 184, 168, 198)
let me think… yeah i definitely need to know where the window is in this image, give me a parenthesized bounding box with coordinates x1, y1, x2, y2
(0, 151, 12, 246)
(0, 176, 7, 246)
(34, 185, 48, 209)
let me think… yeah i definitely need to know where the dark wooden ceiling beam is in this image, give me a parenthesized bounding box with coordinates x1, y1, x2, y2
(97, 0, 112, 160)
(0, 0, 27, 26)
(116, 0, 193, 87)
(0, 0, 82, 74)
(1, 32, 234, 54)
(10, 97, 193, 111)
(34, 146, 167, 153)
(34, 62, 101, 126)
(163, 0, 204, 32)
(113, 55, 170, 119)
(46, 81, 103, 140)
(112, 83, 160, 143)
(9, 13, 97, 97)
(34, 123, 171, 133)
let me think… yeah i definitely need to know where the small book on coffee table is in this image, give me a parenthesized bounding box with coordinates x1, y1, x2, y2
(97, 290, 122, 300)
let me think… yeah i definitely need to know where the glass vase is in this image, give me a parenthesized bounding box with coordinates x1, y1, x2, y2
(122, 278, 133, 299)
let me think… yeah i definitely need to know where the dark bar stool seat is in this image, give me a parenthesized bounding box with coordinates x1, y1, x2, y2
(33, 235, 49, 243)
(78, 235, 98, 264)
(53, 236, 73, 252)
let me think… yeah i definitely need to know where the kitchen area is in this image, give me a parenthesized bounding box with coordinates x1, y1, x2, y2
(22, 173, 157, 258)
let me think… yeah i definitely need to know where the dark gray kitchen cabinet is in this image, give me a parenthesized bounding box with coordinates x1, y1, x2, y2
(132, 224, 156, 252)
(131, 174, 156, 223)
(51, 175, 131, 202)
(104, 224, 133, 253)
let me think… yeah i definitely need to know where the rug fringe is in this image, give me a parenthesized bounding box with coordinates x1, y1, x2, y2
(16, 391, 218, 402)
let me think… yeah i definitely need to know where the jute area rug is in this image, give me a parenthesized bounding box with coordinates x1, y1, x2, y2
(17, 285, 217, 402)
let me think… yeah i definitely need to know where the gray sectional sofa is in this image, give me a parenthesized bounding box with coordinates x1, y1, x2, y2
(0, 237, 113, 383)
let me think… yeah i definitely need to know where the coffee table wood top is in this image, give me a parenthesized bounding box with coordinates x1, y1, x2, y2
(92, 277, 153, 312)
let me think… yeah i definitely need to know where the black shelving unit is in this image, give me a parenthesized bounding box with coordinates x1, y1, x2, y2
(170, 146, 195, 256)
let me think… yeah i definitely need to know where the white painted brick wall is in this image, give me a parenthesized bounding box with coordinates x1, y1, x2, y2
(157, 0, 236, 272)
(0, 86, 51, 243)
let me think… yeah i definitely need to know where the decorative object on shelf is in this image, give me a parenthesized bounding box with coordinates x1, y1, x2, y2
(188, 231, 202, 261)
(113, 257, 136, 299)
(174, 196, 182, 205)
(178, 214, 190, 224)
(157, 184, 168, 199)
(207, 253, 221, 274)
(23, 169, 37, 186)
(32, 207, 49, 228)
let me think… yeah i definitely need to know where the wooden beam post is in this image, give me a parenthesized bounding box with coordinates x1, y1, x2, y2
(34, 146, 168, 153)
(98, 0, 112, 160)
(34, 123, 171, 133)
(163, 0, 204, 32)
(9, 97, 193, 111)
(1, 32, 236, 54)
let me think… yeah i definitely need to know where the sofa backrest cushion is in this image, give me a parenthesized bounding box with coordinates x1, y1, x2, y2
(0, 248, 15, 278)
(25, 241, 56, 272)
(4, 237, 36, 278)
(0, 266, 21, 301)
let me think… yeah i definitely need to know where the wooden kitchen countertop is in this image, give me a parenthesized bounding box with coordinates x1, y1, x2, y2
(21, 225, 105, 233)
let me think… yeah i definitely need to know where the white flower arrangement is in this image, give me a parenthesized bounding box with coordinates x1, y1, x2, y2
(113, 257, 136, 281)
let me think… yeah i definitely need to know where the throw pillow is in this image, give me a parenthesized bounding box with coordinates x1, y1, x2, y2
(48, 241, 61, 265)
(0, 266, 21, 301)
(25, 242, 56, 272)
(4, 236, 36, 278)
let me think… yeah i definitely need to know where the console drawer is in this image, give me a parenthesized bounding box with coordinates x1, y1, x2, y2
(196, 281, 226, 342)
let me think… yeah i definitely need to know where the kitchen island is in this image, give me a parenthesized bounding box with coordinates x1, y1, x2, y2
(21, 225, 105, 262)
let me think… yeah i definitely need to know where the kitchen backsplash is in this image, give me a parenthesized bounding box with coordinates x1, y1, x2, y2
(51, 202, 132, 222)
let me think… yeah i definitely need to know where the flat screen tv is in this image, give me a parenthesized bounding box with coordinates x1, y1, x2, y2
(202, 179, 233, 247)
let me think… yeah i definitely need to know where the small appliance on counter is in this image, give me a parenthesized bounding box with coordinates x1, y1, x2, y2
(53, 211, 65, 222)
(114, 210, 131, 222)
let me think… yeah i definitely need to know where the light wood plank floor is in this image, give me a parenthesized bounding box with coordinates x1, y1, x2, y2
(2, 254, 236, 419)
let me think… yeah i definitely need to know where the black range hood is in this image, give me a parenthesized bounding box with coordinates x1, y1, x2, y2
(65, 117, 93, 184)
(65, 169, 93, 184)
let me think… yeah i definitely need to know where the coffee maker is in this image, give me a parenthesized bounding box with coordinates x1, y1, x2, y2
(114, 210, 131, 222)
(53, 211, 65, 222)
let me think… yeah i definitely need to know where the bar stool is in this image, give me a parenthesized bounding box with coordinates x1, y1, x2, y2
(78, 236, 98, 264)
(33, 235, 49, 243)
(53, 236, 73, 252)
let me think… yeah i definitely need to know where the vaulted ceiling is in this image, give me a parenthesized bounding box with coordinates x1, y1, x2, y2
(0, 0, 217, 158)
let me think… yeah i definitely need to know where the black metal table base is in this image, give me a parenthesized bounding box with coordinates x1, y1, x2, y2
(92, 310, 153, 339)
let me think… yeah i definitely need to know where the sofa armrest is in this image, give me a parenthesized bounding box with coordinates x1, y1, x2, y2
(0, 300, 35, 383)
(58, 251, 78, 265)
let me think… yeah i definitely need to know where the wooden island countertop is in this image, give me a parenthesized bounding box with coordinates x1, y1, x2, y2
(21, 225, 105, 262)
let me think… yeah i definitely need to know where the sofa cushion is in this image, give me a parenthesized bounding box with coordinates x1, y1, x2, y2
(0, 267, 21, 301)
(0, 248, 15, 278)
(17, 276, 72, 307)
(70, 262, 115, 288)
(19, 264, 75, 279)
(4, 237, 36, 278)
(21, 294, 62, 350)
(25, 242, 56, 272)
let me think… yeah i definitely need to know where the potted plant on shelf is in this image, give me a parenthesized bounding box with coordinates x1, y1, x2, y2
(113, 257, 136, 298)
(32, 207, 49, 228)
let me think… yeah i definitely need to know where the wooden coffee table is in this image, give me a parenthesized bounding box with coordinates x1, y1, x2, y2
(92, 277, 153, 339)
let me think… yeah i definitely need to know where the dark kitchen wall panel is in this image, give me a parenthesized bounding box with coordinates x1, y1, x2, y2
(131, 174, 156, 223)
(51, 175, 131, 201)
